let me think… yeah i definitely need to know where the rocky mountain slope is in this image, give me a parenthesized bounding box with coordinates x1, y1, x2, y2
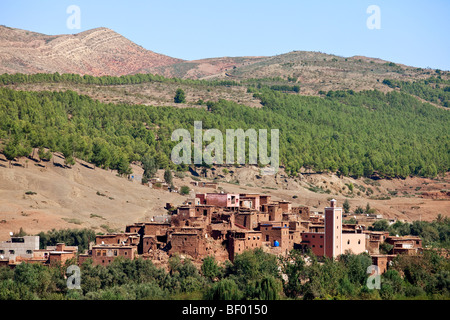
(0, 26, 182, 76)
(1, 26, 440, 94)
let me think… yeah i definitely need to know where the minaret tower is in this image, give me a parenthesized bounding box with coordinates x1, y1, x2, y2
(324, 199, 342, 259)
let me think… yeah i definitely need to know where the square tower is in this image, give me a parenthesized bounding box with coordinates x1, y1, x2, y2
(324, 199, 342, 259)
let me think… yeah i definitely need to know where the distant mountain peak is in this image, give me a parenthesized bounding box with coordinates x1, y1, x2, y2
(0, 26, 183, 76)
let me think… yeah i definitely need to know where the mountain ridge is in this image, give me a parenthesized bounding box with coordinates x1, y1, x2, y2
(1, 25, 440, 90)
(0, 25, 183, 76)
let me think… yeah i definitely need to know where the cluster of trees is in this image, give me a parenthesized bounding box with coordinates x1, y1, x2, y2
(383, 77, 450, 108)
(37, 228, 96, 252)
(254, 88, 449, 177)
(282, 249, 450, 300)
(0, 72, 241, 88)
(269, 84, 300, 93)
(1, 74, 449, 179)
(369, 215, 450, 249)
(0, 247, 448, 300)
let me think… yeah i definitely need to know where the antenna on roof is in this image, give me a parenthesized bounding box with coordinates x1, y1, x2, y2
(9, 232, 13, 236)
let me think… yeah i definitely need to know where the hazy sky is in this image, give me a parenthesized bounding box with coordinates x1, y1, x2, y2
(1, 0, 449, 70)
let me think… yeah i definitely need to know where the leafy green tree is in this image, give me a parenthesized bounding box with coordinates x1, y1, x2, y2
(355, 206, 364, 214)
(180, 186, 190, 195)
(370, 219, 390, 231)
(204, 278, 243, 300)
(280, 249, 306, 298)
(3, 139, 19, 167)
(64, 155, 75, 168)
(164, 169, 173, 186)
(201, 256, 222, 281)
(141, 155, 158, 183)
(174, 88, 186, 103)
(343, 199, 350, 214)
(249, 275, 282, 300)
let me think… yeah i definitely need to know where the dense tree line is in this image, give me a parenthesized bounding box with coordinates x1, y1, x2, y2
(0, 78, 449, 178)
(383, 77, 450, 108)
(0, 72, 241, 88)
(37, 228, 97, 252)
(0, 247, 448, 300)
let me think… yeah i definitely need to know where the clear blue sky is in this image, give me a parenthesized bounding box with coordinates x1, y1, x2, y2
(1, 0, 449, 70)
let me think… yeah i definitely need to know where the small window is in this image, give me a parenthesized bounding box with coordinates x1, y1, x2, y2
(124, 251, 128, 256)
(0, 250, 4, 254)
(358, 240, 361, 245)
(347, 240, 350, 245)
(26, 250, 33, 254)
(114, 250, 118, 256)
(9, 250, 15, 254)
(96, 250, 101, 256)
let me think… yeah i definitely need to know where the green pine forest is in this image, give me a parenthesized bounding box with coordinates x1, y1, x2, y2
(0, 73, 449, 179)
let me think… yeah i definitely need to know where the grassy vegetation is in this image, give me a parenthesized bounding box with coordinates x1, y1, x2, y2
(0, 247, 448, 300)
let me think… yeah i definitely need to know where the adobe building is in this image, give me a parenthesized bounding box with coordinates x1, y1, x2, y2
(168, 227, 211, 258)
(47, 243, 78, 265)
(365, 231, 390, 254)
(259, 195, 271, 205)
(96, 233, 140, 246)
(292, 206, 310, 220)
(88, 244, 137, 267)
(235, 211, 259, 230)
(196, 193, 240, 209)
(371, 254, 396, 274)
(301, 199, 365, 259)
(239, 193, 261, 211)
(260, 224, 290, 249)
(385, 236, 423, 255)
(228, 230, 262, 261)
(277, 200, 292, 213)
(0, 236, 78, 267)
(267, 204, 283, 221)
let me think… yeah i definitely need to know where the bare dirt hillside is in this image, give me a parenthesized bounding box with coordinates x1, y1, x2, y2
(1, 150, 447, 241)
(0, 153, 187, 241)
(0, 26, 182, 76)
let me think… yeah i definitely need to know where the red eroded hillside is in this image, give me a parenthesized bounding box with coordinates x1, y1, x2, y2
(0, 26, 183, 76)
